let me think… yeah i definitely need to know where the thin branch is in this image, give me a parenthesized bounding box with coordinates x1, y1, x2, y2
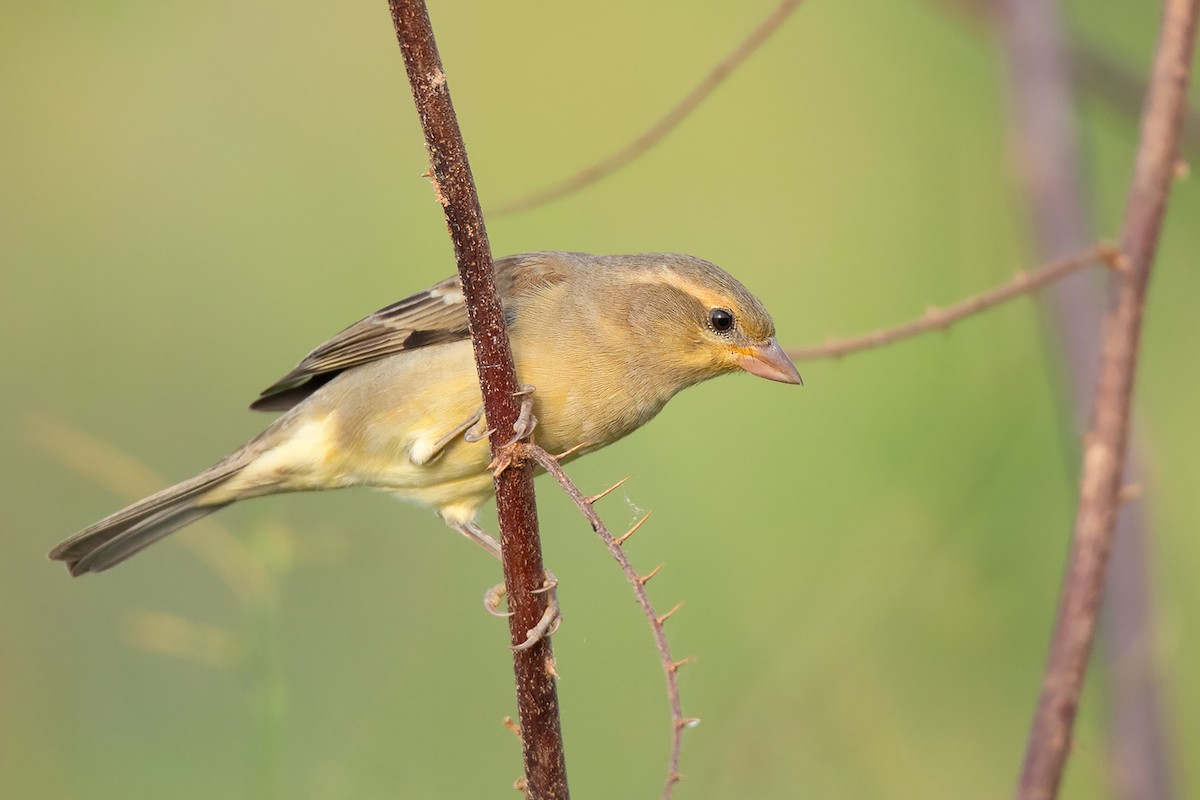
(1017, 1, 1200, 798)
(488, 0, 804, 217)
(785, 243, 1116, 362)
(997, 0, 1175, 796)
(520, 445, 691, 800)
(386, 3, 568, 798)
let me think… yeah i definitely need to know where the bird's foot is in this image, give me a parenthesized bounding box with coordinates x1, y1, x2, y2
(483, 570, 561, 651)
(501, 384, 538, 448)
(462, 410, 492, 443)
(489, 385, 538, 475)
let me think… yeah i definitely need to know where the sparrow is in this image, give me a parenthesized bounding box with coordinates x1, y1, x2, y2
(49, 252, 801, 580)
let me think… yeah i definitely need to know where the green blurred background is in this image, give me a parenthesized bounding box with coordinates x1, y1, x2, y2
(3, 1, 1197, 797)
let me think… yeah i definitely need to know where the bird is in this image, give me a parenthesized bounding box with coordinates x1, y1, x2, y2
(49, 251, 801, 582)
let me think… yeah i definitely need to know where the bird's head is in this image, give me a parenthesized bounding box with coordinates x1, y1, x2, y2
(612, 254, 802, 392)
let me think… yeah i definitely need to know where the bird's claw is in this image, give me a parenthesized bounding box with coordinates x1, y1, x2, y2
(463, 417, 493, 443)
(488, 385, 539, 475)
(514, 574, 562, 652)
(483, 582, 513, 617)
(501, 384, 538, 449)
(513, 605, 561, 651)
(483, 570, 562, 650)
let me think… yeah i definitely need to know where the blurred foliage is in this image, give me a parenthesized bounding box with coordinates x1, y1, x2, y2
(2, 1, 1197, 798)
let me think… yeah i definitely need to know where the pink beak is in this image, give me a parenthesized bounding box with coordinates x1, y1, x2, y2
(736, 338, 803, 385)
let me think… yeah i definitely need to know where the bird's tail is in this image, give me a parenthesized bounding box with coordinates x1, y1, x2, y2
(49, 459, 247, 576)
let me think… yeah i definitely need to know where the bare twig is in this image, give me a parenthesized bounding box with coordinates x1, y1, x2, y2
(386, 3, 567, 798)
(785, 243, 1116, 362)
(520, 445, 691, 800)
(997, 0, 1175, 796)
(488, 0, 804, 217)
(1017, 2, 1200, 798)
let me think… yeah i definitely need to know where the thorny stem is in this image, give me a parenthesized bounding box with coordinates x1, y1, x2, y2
(386, 3, 568, 798)
(521, 445, 692, 800)
(1016, 1, 1200, 797)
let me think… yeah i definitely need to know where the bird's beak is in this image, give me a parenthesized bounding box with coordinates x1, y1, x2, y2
(735, 338, 803, 385)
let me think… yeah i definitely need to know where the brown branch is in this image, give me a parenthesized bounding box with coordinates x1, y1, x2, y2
(1017, 1, 1200, 798)
(997, 0, 1176, 797)
(386, 3, 567, 798)
(520, 445, 691, 800)
(487, 0, 804, 217)
(785, 243, 1116, 362)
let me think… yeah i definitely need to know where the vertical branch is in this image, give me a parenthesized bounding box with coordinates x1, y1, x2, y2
(1016, 1, 1199, 798)
(386, 3, 568, 798)
(996, 0, 1175, 797)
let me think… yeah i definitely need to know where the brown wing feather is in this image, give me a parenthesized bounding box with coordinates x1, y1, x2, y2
(250, 253, 574, 412)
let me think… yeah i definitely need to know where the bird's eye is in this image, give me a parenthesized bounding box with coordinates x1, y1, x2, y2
(709, 308, 735, 333)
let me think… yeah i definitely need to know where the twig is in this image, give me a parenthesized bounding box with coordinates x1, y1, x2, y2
(386, 3, 567, 798)
(1017, 2, 1200, 798)
(488, 0, 804, 217)
(520, 445, 691, 800)
(997, 0, 1175, 796)
(786, 243, 1116, 362)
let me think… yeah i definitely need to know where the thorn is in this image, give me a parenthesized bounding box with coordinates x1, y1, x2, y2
(503, 716, 522, 739)
(545, 656, 559, 679)
(586, 476, 631, 505)
(677, 717, 702, 729)
(656, 601, 683, 625)
(552, 440, 590, 461)
(488, 446, 518, 476)
(666, 770, 683, 785)
(638, 562, 664, 584)
(668, 656, 694, 672)
(514, 776, 529, 795)
(420, 168, 433, 179)
(617, 512, 653, 546)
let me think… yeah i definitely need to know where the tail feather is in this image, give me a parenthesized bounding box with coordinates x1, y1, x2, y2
(49, 461, 244, 576)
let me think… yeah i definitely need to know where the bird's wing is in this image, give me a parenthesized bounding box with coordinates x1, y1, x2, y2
(250, 253, 572, 411)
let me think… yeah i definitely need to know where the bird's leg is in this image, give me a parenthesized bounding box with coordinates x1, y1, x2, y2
(421, 408, 485, 463)
(448, 519, 561, 649)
